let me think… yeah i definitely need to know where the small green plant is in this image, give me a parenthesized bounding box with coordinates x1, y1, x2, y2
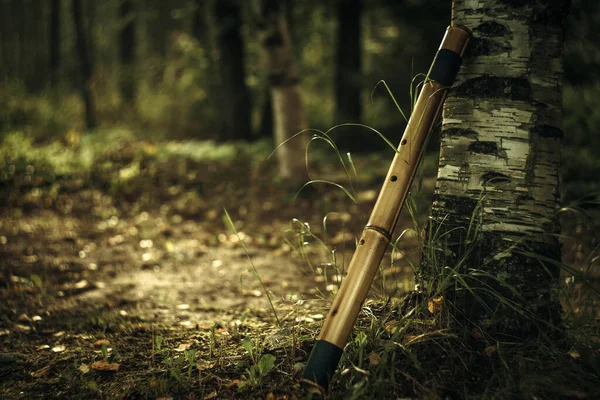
(224, 208, 281, 326)
(100, 343, 109, 361)
(239, 336, 276, 388)
(184, 349, 195, 378)
(209, 323, 217, 359)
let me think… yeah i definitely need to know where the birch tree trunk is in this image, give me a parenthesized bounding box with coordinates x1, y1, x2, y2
(426, 0, 570, 337)
(258, 0, 309, 183)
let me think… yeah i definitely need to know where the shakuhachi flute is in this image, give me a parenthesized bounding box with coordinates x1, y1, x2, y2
(301, 25, 471, 394)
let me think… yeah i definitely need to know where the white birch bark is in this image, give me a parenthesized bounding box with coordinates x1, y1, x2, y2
(429, 0, 570, 331)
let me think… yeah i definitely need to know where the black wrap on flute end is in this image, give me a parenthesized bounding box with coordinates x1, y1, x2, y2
(427, 48, 463, 86)
(300, 340, 344, 395)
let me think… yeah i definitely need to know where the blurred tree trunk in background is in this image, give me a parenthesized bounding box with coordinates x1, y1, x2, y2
(424, 0, 570, 338)
(0, 1, 13, 81)
(50, 0, 61, 87)
(192, 0, 209, 46)
(212, 0, 252, 141)
(72, 0, 98, 130)
(10, 0, 26, 86)
(258, 0, 308, 182)
(120, 0, 136, 104)
(335, 0, 363, 123)
(144, 0, 178, 84)
(257, 85, 273, 139)
(150, 0, 175, 58)
(193, 0, 218, 107)
(28, 0, 47, 92)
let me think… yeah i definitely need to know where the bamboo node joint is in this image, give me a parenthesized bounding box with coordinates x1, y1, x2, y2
(364, 225, 392, 241)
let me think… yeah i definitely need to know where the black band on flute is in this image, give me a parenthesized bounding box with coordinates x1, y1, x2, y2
(301, 340, 344, 393)
(427, 49, 462, 86)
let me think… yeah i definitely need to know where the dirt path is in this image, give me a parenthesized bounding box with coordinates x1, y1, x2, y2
(0, 153, 431, 399)
(0, 206, 332, 327)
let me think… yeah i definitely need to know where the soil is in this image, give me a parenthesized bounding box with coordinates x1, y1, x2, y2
(0, 146, 426, 399)
(1, 141, 597, 399)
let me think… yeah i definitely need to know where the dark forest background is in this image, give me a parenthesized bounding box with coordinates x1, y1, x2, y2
(1, 2, 600, 398)
(0, 0, 598, 201)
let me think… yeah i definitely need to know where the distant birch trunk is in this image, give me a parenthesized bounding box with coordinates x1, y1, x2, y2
(427, 0, 570, 335)
(259, 0, 308, 182)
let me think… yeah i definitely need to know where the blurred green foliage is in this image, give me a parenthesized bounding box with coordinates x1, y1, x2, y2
(0, 0, 598, 202)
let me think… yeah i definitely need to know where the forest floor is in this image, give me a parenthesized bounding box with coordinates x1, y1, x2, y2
(0, 132, 599, 399)
(0, 132, 421, 399)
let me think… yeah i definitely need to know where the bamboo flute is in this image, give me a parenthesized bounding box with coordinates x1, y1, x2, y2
(301, 25, 471, 394)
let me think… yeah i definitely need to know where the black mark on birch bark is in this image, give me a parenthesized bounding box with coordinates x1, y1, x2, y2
(496, 0, 529, 8)
(452, 76, 531, 101)
(530, 124, 564, 139)
(473, 21, 510, 37)
(443, 127, 478, 139)
(468, 141, 498, 155)
(434, 194, 479, 218)
(481, 171, 511, 184)
(466, 37, 512, 58)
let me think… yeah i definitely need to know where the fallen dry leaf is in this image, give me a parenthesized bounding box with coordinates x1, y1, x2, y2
(14, 324, 31, 333)
(215, 327, 229, 335)
(175, 341, 194, 352)
(17, 313, 31, 323)
(30, 365, 50, 377)
(203, 391, 218, 400)
(560, 390, 588, 399)
(428, 296, 444, 314)
(91, 361, 120, 372)
(402, 334, 419, 345)
(470, 327, 484, 340)
(79, 364, 90, 374)
(368, 352, 381, 366)
(224, 379, 241, 389)
(179, 320, 193, 328)
(36, 345, 50, 351)
(266, 392, 297, 400)
(242, 289, 262, 297)
(481, 346, 497, 357)
(52, 345, 66, 353)
(384, 321, 400, 335)
(569, 348, 581, 359)
(196, 359, 216, 371)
